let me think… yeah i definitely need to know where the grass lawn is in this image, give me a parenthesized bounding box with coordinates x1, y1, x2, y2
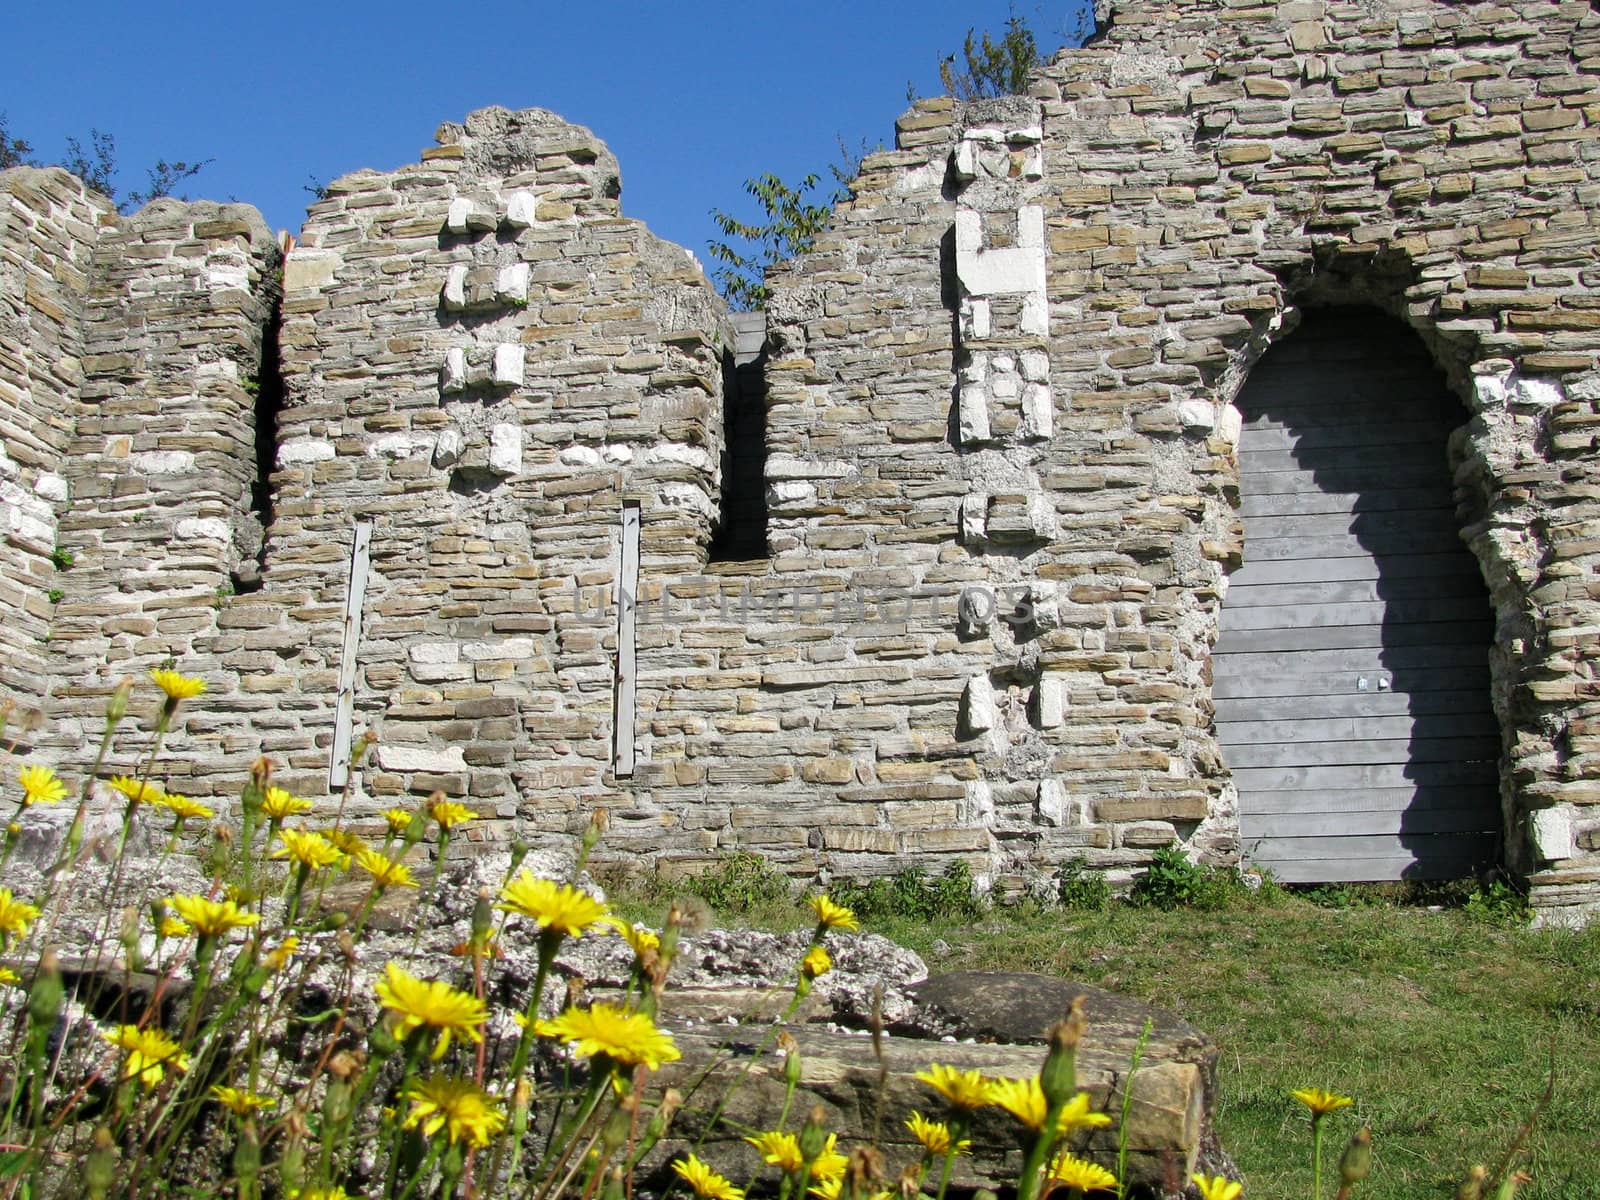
(617, 877, 1600, 1198)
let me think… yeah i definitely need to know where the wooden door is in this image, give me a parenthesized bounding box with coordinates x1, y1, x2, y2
(1212, 310, 1501, 883)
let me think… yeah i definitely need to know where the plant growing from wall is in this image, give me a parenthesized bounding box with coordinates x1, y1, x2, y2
(707, 173, 833, 311)
(0, 113, 210, 214)
(939, 12, 1042, 100)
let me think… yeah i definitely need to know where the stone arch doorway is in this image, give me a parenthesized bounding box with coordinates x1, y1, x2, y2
(1212, 309, 1502, 882)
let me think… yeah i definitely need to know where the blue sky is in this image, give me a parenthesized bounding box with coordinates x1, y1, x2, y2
(7, 1, 1091, 272)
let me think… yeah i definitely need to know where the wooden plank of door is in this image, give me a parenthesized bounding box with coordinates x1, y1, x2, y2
(613, 502, 640, 779)
(329, 520, 373, 791)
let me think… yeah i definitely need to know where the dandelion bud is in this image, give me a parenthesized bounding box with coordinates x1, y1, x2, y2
(28, 950, 63, 1033)
(350, 729, 376, 770)
(602, 1164, 626, 1200)
(84, 1127, 118, 1200)
(798, 1104, 830, 1162)
(1492, 1171, 1530, 1200)
(778, 1031, 803, 1087)
(659, 1087, 683, 1125)
(509, 838, 530, 874)
(1040, 995, 1088, 1108)
(582, 809, 607, 851)
(105, 679, 133, 727)
(600, 1104, 632, 1155)
(119, 908, 142, 974)
(973, 1191, 999, 1200)
(849, 1145, 886, 1193)
(1455, 1165, 1488, 1200)
(278, 1106, 308, 1191)
(369, 1014, 402, 1058)
(1339, 1127, 1372, 1187)
(472, 888, 494, 944)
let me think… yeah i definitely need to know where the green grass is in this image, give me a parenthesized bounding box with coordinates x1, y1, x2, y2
(872, 897, 1600, 1200)
(613, 874, 1600, 1198)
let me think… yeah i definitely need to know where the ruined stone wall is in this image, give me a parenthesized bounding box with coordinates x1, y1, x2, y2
(0, 170, 110, 709)
(255, 107, 724, 835)
(3, 0, 1600, 919)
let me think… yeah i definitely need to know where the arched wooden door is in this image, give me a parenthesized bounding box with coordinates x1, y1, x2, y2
(1212, 310, 1501, 883)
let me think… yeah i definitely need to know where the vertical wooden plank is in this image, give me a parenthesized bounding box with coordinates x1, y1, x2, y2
(614, 502, 640, 778)
(329, 521, 373, 790)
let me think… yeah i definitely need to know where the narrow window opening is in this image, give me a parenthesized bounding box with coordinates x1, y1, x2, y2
(709, 311, 769, 561)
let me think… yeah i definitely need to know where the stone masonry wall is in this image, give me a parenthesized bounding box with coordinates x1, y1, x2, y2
(4, 0, 1600, 921)
(0, 170, 111, 711)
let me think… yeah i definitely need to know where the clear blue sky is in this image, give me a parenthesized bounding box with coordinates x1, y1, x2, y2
(7, 1, 1092, 269)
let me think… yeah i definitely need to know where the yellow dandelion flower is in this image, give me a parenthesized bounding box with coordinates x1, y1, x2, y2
(809, 1180, 843, 1200)
(158, 916, 191, 939)
(375, 962, 488, 1059)
(498, 872, 609, 936)
(263, 936, 300, 972)
(150, 669, 206, 701)
(673, 1154, 745, 1200)
(987, 1077, 1111, 1134)
(1291, 1088, 1353, 1117)
(605, 916, 661, 958)
(18, 764, 66, 806)
(211, 1085, 275, 1115)
(383, 807, 415, 835)
(168, 894, 259, 937)
(401, 1075, 506, 1147)
(800, 944, 832, 980)
(261, 786, 312, 820)
(806, 894, 859, 932)
(272, 828, 346, 872)
(542, 1001, 680, 1069)
(354, 846, 418, 889)
(915, 1063, 995, 1111)
(106, 776, 163, 805)
(809, 1133, 848, 1182)
(151, 792, 214, 822)
(1049, 1153, 1117, 1193)
(0, 967, 19, 986)
(428, 797, 475, 829)
(291, 1186, 355, 1200)
(104, 1024, 190, 1089)
(0, 889, 41, 940)
(905, 1111, 969, 1157)
(327, 828, 367, 855)
(745, 1131, 805, 1174)
(1191, 1174, 1244, 1200)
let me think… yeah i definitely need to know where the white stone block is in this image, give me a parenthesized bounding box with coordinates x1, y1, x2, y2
(952, 141, 979, 181)
(131, 450, 196, 476)
(765, 453, 852, 480)
(433, 427, 463, 468)
(370, 433, 434, 459)
(1020, 291, 1049, 336)
(34, 472, 67, 503)
(1020, 350, 1049, 383)
(964, 298, 992, 340)
(1017, 204, 1045, 250)
(374, 744, 469, 774)
(603, 444, 634, 464)
(442, 264, 468, 312)
(281, 250, 339, 293)
(1178, 399, 1217, 432)
(0, 445, 16, 480)
(767, 480, 817, 507)
(963, 780, 995, 825)
(495, 262, 530, 305)
(446, 198, 475, 234)
(441, 347, 468, 393)
(960, 493, 988, 543)
(646, 443, 715, 472)
(1037, 778, 1069, 826)
(1531, 804, 1576, 862)
(278, 438, 335, 466)
(207, 258, 249, 291)
(963, 674, 997, 734)
(492, 344, 524, 387)
(1036, 676, 1065, 728)
(1515, 377, 1564, 408)
(1027, 494, 1059, 539)
(504, 190, 538, 228)
(175, 516, 231, 542)
(990, 372, 1019, 401)
(408, 642, 459, 665)
(1471, 370, 1511, 412)
(461, 638, 535, 662)
(1216, 404, 1243, 445)
(488, 423, 522, 476)
(560, 446, 603, 467)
